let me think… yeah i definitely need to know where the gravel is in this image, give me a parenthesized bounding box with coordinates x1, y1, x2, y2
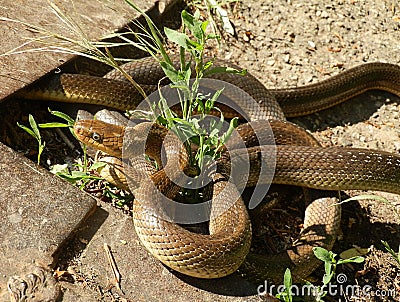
(207, 1, 400, 300)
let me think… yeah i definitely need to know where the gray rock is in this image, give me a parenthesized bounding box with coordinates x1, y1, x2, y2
(0, 142, 96, 301)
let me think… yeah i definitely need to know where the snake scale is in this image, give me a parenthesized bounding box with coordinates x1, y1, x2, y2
(21, 56, 400, 283)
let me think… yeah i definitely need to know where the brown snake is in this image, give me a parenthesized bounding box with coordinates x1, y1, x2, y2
(21, 56, 400, 283)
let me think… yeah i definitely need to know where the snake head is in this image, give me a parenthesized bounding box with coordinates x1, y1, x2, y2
(74, 119, 125, 157)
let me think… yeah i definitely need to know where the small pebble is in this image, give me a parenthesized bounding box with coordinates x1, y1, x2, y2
(320, 11, 329, 18)
(308, 40, 316, 49)
(283, 54, 290, 63)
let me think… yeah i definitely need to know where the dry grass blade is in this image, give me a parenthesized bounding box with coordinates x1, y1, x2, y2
(103, 243, 124, 293)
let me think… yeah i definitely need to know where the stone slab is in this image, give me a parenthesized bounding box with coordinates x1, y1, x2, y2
(0, 0, 156, 100)
(0, 142, 97, 301)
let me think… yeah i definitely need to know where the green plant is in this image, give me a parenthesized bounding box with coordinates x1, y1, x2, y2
(17, 114, 46, 165)
(38, 111, 121, 190)
(38, 108, 90, 172)
(51, 160, 133, 207)
(124, 2, 245, 170)
(50, 161, 105, 187)
(38, 109, 132, 206)
(275, 268, 293, 302)
(381, 240, 400, 267)
(310, 247, 364, 300)
(18, 109, 95, 185)
(332, 193, 400, 268)
(275, 248, 365, 302)
(17, 109, 94, 182)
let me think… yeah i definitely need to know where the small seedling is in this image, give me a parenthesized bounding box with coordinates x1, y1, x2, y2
(381, 240, 400, 267)
(310, 247, 364, 300)
(17, 114, 46, 165)
(313, 247, 364, 286)
(39, 108, 92, 172)
(50, 161, 104, 186)
(18, 109, 91, 180)
(275, 268, 293, 302)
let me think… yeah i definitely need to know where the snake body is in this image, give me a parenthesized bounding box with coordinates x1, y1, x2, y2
(22, 56, 400, 282)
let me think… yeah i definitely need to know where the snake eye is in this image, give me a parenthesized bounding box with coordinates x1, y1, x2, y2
(91, 132, 102, 142)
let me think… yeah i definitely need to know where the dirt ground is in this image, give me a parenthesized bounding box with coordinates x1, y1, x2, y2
(211, 0, 400, 301)
(2, 0, 400, 301)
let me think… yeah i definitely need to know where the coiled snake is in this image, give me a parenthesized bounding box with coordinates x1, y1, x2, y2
(21, 56, 400, 283)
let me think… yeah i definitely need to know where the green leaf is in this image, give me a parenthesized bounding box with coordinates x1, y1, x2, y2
(17, 114, 45, 165)
(160, 61, 180, 83)
(164, 27, 188, 49)
(156, 115, 168, 127)
(201, 20, 209, 35)
(275, 268, 293, 301)
(337, 256, 365, 265)
(184, 59, 192, 73)
(185, 39, 203, 52)
(28, 114, 41, 140)
(189, 120, 201, 133)
(340, 247, 370, 259)
(209, 127, 220, 138)
(220, 116, 238, 144)
(283, 268, 292, 289)
(205, 88, 223, 113)
(183, 67, 192, 83)
(322, 271, 333, 286)
(17, 123, 37, 139)
(381, 240, 400, 266)
(57, 170, 102, 183)
(39, 122, 70, 128)
(190, 135, 200, 146)
(313, 247, 333, 262)
(48, 108, 75, 125)
(197, 98, 205, 113)
(88, 161, 107, 171)
(37, 141, 45, 164)
(182, 10, 204, 41)
(50, 163, 69, 175)
(203, 59, 214, 71)
(174, 123, 197, 142)
(204, 66, 247, 77)
(206, 33, 220, 40)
